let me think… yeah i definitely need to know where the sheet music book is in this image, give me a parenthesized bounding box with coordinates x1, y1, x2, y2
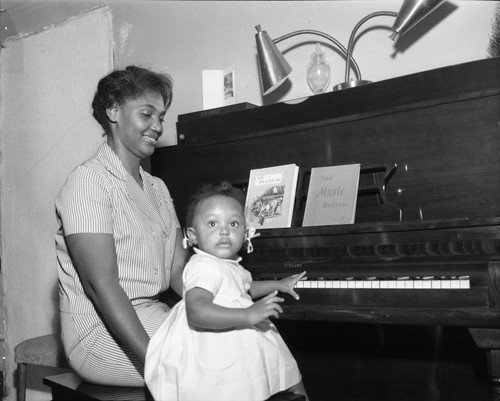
(245, 163, 300, 229)
(302, 164, 360, 226)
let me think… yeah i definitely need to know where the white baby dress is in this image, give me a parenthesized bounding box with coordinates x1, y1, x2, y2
(145, 248, 301, 401)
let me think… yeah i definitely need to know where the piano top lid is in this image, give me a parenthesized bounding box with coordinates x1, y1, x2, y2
(174, 57, 500, 147)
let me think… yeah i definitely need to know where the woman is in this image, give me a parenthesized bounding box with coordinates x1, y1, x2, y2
(54, 65, 188, 386)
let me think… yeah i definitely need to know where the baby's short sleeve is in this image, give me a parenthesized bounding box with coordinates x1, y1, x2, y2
(55, 165, 113, 235)
(183, 255, 225, 296)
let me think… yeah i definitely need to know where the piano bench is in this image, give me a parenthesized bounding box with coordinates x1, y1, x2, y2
(43, 372, 306, 401)
(15, 333, 70, 401)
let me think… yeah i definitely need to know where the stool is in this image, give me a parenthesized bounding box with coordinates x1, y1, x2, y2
(14, 334, 70, 401)
(44, 372, 306, 401)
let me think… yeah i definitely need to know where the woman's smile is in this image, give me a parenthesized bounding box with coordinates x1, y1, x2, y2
(143, 134, 158, 145)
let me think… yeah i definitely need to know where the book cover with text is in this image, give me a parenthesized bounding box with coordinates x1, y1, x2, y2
(302, 164, 360, 226)
(245, 164, 300, 229)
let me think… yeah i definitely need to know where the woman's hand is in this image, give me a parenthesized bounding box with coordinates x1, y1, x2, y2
(245, 291, 284, 325)
(278, 271, 307, 300)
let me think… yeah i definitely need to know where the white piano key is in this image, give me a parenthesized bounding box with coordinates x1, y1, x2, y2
(431, 280, 441, 289)
(441, 280, 451, 289)
(459, 279, 470, 289)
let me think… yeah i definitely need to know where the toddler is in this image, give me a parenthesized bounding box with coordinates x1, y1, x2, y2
(145, 182, 308, 401)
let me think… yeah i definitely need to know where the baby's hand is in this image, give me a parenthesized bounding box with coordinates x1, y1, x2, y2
(245, 291, 284, 325)
(279, 271, 307, 300)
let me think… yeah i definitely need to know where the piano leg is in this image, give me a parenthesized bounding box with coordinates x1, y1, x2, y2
(469, 328, 500, 401)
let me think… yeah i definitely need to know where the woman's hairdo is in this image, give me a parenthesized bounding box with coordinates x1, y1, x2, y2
(92, 65, 173, 135)
(185, 182, 246, 227)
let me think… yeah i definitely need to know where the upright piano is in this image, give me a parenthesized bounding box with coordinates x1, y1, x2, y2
(151, 57, 500, 400)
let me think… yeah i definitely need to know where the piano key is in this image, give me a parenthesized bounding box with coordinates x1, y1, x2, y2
(355, 280, 364, 288)
(441, 280, 451, 289)
(459, 276, 470, 289)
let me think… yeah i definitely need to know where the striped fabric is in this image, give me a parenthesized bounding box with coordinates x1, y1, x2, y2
(54, 142, 180, 386)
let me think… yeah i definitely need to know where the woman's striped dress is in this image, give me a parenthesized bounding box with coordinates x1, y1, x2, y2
(55, 142, 180, 386)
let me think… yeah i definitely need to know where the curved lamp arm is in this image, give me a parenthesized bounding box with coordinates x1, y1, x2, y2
(344, 11, 398, 83)
(273, 29, 362, 81)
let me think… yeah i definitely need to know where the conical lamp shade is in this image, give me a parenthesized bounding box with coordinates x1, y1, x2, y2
(392, 0, 446, 39)
(255, 25, 293, 95)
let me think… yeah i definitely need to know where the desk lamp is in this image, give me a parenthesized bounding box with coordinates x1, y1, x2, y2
(256, 0, 446, 95)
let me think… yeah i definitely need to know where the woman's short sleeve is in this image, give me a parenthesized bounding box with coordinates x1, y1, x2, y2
(55, 165, 113, 235)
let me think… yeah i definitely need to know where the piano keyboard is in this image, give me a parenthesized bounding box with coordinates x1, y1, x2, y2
(294, 276, 470, 290)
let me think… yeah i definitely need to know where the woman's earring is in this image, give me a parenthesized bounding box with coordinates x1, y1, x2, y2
(245, 227, 261, 254)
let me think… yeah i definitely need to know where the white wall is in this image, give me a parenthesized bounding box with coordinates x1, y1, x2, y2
(0, 7, 113, 400)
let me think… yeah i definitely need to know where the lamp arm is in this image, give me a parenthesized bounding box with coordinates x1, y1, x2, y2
(273, 29, 362, 81)
(345, 11, 398, 82)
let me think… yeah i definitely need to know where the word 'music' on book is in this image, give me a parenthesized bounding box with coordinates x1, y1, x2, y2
(317, 182, 348, 209)
(302, 164, 360, 227)
(245, 164, 299, 229)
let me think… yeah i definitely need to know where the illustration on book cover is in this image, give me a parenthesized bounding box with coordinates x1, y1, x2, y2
(248, 185, 285, 226)
(245, 164, 299, 229)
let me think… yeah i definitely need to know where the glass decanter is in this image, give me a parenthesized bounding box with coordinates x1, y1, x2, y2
(306, 43, 331, 94)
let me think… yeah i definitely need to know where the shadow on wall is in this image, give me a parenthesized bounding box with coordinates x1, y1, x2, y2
(489, 3, 500, 57)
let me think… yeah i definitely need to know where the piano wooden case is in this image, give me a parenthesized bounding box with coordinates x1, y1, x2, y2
(152, 57, 500, 399)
